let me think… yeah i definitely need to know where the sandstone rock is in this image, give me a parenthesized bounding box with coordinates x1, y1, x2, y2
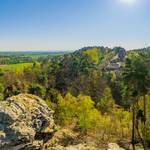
(108, 143, 125, 150)
(47, 144, 100, 150)
(65, 144, 98, 150)
(47, 143, 125, 150)
(43, 128, 80, 149)
(0, 94, 55, 150)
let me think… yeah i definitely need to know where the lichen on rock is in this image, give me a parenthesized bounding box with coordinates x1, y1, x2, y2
(0, 94, 55, 150)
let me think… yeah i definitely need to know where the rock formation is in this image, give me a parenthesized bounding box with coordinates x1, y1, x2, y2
(106, 47, 126, 72)
(0, 94, 55, 150)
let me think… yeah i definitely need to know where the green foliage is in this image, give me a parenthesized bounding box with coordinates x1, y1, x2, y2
(84, 48, 99, 64)
(0, 47, 149, 145)
(45, 99, 53, 108)
(47, 53, 96, 93)
(23, 62, 41, 84)
(77, 95, 101, 133)
(70, 70, 107, 104)
(46, 88, 59, 103)
(97, 87, 114, 114)
(0, 51, 64, 65)
(4, 79, 25, 99)
(0, 83, 4, 93)
(3, 63, 33, 73)
(138, 95, 150, 141)
(56, 92, 131, 137)
(122, 53, 150, 149)
(110, 108, 132, 139)
(57, 93, 101, 132)
(122, 53, 150, 97)
(28, 84, 46, 98)
(57, 93, 78, 125)
(0, 83, 4, 101)
(147, 95, 150, 138)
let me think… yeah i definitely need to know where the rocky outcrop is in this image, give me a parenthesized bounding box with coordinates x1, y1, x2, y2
(47, 144, 98, 150)
(106, 47, 126, 72)
(113, 47, 126, 62)
(44, 128, 126, 150)
(0, 94, 55, 150)
(107, 143, 125, 150)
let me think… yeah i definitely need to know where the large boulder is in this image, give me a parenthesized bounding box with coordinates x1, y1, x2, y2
(0, 94, 55, 150)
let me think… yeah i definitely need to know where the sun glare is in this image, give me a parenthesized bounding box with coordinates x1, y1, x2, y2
(119, 0, 138, 5)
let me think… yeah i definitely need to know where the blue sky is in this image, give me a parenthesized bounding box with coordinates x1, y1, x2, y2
(0, 0, 150, 51)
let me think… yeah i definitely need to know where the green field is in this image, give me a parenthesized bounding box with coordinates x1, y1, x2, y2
(0, 63, 34, 73)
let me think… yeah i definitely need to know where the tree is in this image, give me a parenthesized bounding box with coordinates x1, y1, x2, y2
(45, 88, 59, 103)
(70, 70, 107, 104)
(122, 53, 150, 150)
(28, 84, 46, 98)
(57, 93, 101, 133)
(0, 83, 4, 101)
(3, 79, 25, 99)
(77, 95, 101, 133)
(57, 93, 78, 125)
(97, 87, 114, 114)
(47, 53, 96, 93)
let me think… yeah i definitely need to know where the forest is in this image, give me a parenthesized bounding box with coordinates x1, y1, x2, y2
(0, 46, 150, 150)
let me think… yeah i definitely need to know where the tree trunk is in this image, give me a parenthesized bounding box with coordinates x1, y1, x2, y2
(132, 106, 136, 150)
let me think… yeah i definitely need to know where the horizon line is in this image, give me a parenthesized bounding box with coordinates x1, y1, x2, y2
(0, 45, 149, 52)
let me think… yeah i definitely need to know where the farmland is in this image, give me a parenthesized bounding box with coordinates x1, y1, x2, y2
(0, 51, 70, 64)
(0, 63, 34, 73)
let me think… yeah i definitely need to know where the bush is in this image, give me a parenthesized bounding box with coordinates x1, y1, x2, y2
(57, 93, 132, 138)
(57, 93, 78, 125)
(77, 95, 101, 133)
(0, 83, 4, 93)
(57, 93, 101, 133)
(97, 87, 114, 114)
(46, 88, 59, 103)
(28, 84, 46, 98)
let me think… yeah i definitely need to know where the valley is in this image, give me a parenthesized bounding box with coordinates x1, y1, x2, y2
(0, 46, 150, 149)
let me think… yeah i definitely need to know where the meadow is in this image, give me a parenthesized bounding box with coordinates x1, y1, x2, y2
(0, 63, 33, 73)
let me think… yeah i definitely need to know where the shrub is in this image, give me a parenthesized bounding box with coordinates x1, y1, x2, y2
(77, 95, 101, 133)
(57, 93, 101, 132)
(28, 84, 46, 98)
(97, 87, 114, 114)
(57, 93, 78, 125)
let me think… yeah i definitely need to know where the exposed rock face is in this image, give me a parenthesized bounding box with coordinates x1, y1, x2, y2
(0, 94, 55, 150)
(47, 143, 125, 150)
(113, 47, 126, 62)
(106, 47, 126, 72)
(47, 144, 98, 150)
(107, 143, 125, 150)
(117, 48, 126, 62)
(44, 128, 126, 150)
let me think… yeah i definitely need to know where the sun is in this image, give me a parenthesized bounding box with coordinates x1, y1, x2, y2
(119, 0, 137, 4)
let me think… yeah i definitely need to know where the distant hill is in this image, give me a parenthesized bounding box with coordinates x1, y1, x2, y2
(131, 47, 150, 56)
(72, 46, 150, 72)
(72, 46, 126, 71)
(0, 50, 70, 56)
(0, 51, 71, 64)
